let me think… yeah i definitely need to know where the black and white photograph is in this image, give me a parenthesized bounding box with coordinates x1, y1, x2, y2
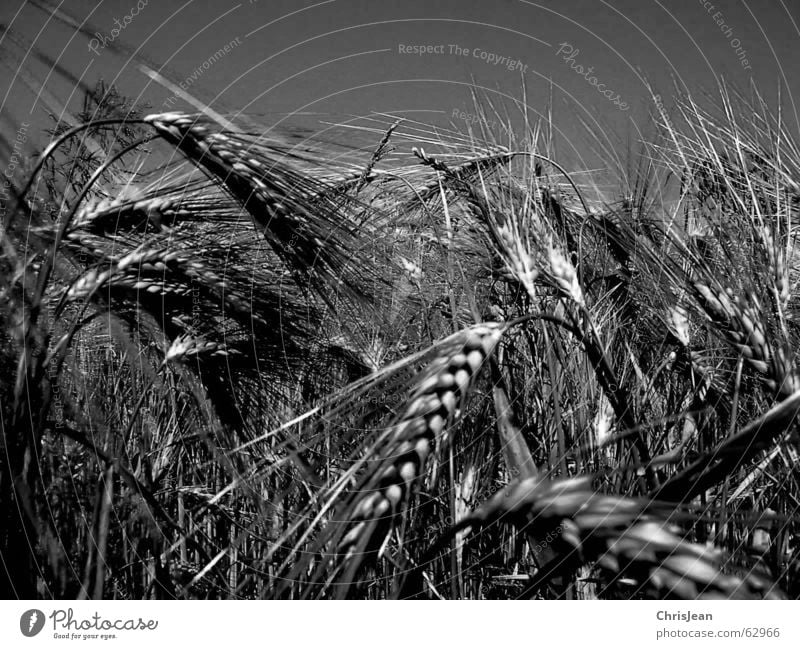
(1, 0, 799, 644)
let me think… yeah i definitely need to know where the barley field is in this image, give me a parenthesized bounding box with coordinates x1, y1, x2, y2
(1, 4, 800, 603)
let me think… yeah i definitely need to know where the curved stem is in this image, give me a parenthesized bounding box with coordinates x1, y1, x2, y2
(437, 149, 593, 216)
(19, 119, 150, 201)
(60, 135, 157, 233)
(35, 135, 157, 316)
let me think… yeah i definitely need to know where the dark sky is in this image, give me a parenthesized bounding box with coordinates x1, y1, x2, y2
(2, 0, 800, 178)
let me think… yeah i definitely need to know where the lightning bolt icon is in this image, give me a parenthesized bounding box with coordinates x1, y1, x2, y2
(28, 612, 38, 632)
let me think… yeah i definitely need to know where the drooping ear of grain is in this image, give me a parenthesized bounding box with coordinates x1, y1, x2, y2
(691, 279, 800, 398)
(143, 112, 367, 297)
(457, 476, 782, 599)
(330, 324, 503, 593)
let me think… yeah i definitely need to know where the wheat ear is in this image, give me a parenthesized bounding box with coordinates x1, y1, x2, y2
(692, 280, 799, 398)
(143, 112, 359, 291)
(330, 324, 503, 593)
(444, 476, 781, 599)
